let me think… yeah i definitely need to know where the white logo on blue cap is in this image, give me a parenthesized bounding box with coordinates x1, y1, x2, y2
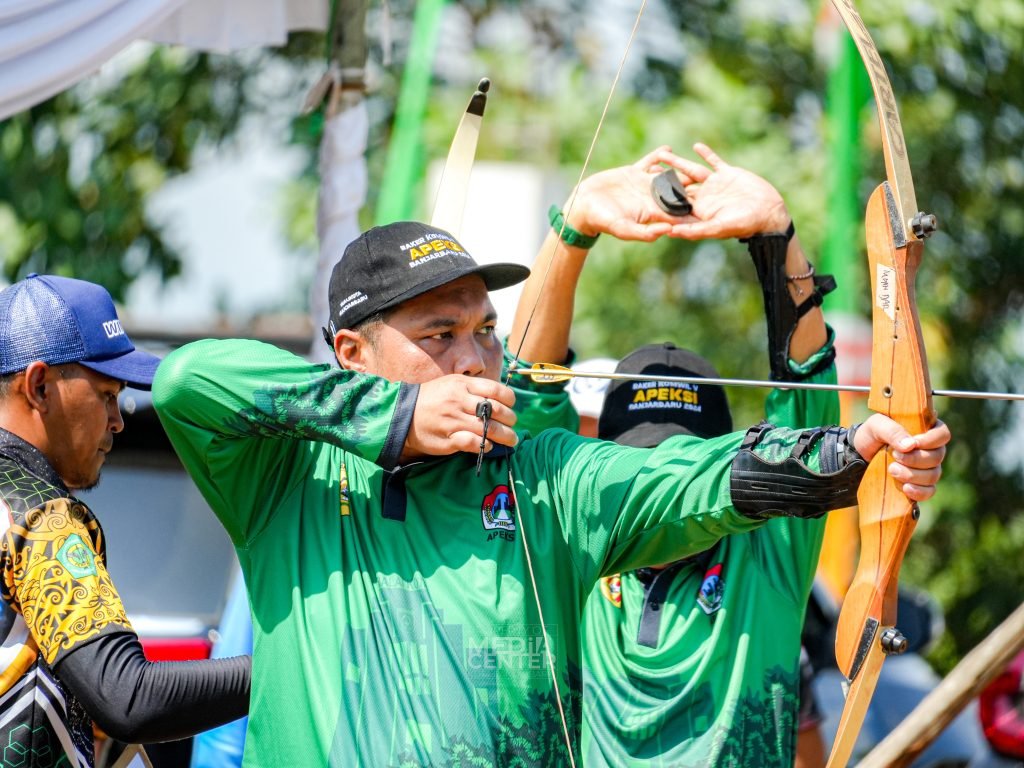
(102, 320, 124, 339)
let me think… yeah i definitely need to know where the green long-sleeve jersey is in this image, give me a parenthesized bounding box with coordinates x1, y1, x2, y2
(153, 339, 842, 767)
(580, 350, 840, 767)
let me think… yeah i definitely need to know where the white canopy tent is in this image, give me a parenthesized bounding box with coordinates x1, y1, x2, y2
(0, 0, 328, 121)
(1, 0, 367, 356)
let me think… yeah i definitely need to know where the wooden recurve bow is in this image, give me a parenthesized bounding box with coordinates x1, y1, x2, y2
(826, 1, 938, 765)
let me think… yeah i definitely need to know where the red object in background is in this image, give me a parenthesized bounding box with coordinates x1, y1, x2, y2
(979, 649, 1024, 759)
(141, 637, 213, 662)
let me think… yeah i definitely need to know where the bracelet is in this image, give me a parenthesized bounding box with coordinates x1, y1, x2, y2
(548, 205, 600, 250)
(787, 263, 815, 281)
(787, 261, 815, 296)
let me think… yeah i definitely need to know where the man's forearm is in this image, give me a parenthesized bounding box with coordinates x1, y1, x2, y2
(783, 233, 828, 365)
(153, 338, 413, 469)
(508, 229, 588, 365)
(54, 632, 250, 744)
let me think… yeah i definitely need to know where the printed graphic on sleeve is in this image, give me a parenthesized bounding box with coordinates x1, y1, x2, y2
(55, 534, 97, 579)
(227, 374, 396, 450)
(5, 499, 131, 664)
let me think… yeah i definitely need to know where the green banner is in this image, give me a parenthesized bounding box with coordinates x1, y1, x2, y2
(821, 31, 872, 313)
(374, 0, 448, 225)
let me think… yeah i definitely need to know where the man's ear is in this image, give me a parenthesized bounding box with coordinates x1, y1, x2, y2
(22, 362, 50, 413)
(333, 329, 369, 372)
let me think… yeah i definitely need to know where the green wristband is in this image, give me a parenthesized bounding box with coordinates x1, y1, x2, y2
(548, 205, 600, 250)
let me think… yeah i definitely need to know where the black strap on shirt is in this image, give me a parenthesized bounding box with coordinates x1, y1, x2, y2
(634, 546, 719, 649)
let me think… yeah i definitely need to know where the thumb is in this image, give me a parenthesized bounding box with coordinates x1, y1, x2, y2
(854, 414, 918, 460)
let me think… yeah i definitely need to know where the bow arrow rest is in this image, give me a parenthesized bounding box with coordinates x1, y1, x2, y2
(509, 363, 1024, 402)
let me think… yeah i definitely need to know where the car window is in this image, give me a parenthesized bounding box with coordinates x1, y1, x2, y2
(80, 461, 237, 632)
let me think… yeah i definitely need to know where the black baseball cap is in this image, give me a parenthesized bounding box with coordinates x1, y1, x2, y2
(598, 343, 733, 447)
(325, 221, 530, 334)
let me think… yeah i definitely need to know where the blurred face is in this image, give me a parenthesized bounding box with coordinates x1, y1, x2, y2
(43, 365, 125, 490)
(339, 275, 503, 384)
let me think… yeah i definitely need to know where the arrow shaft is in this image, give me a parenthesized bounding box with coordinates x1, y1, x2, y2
(508, 368, 1024, 402)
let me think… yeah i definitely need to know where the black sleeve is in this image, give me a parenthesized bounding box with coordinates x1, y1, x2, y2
(378, 382, 419, 470)
(52, 631, 250, 743)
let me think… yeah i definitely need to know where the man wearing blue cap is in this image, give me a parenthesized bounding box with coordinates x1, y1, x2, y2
(0, 274, 250, 768)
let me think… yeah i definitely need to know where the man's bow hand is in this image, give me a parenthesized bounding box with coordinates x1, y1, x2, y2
(851, 415, 950, 502)
(564, 146, 699, 242)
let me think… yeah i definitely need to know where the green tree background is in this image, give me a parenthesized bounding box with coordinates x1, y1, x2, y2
(0, 0, 1021, 674)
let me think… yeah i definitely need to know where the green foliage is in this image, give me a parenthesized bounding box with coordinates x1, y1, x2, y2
(0, 35, 325, 301)
(1, 49, 237, 298)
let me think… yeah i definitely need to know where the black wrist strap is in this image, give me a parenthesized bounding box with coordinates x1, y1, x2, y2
(744, 226, 837, 382)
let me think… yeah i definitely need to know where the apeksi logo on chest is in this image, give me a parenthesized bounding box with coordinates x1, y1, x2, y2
(481, 484, 516, 541)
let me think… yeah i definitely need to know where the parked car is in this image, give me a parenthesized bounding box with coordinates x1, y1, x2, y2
(81, 386, 240, 767)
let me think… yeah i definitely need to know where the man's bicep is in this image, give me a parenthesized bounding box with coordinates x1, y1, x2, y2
(751, 517, 827, 606)
(535, 430, 759, 585)
(9, 501, 132, 666)
(756, 358, 840, 598)
(596, 432, 763, 575)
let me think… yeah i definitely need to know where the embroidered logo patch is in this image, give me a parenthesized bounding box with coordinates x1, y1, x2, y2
(696, 562, 724, 615)
(600, 574, 622, 608)
(339, 463, 351, 517)
(481, 485, 515, 532)
(56, 533, 98, 579)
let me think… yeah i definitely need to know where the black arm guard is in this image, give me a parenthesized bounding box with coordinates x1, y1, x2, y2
(744, 227, 837, 382)
(730, 422, 867, 520)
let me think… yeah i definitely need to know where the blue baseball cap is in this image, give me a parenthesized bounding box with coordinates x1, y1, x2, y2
(0, 274, 160, 390)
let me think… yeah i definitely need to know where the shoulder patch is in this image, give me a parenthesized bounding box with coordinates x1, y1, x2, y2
(56, 533, 98, 579)
(600, 574, 622, 608)
(339, 462, 351, 517)
(696, 562, 724, 615)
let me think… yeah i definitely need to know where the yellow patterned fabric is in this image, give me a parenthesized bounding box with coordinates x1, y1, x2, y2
(1, 497, 132, 665)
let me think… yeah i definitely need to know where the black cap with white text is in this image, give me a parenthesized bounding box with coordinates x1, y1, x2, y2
(598, 343, 733, 448)
(326, 221, 530, 334)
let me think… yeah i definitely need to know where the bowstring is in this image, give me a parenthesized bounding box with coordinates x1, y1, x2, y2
(504, 0, 649, 385)
(501, 2, 649, 764)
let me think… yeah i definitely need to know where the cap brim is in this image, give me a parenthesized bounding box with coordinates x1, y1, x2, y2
(604, 421, 696, 448)
(369, 262, 531, 322)
(80, 348, 162, 390)
(476, 262, 532, 291)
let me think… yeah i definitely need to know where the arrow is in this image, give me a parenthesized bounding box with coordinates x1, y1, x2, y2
(508, 363, 1024, 401)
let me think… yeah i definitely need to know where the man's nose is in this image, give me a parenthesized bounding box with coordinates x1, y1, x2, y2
(109, 403, 124, 434)
(455, 337, 488, 377)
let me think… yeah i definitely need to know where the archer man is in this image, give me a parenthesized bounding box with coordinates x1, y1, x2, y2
(152, 147, 948, 766)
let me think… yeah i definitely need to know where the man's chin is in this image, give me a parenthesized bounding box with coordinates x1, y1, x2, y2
(68, 472, 102, 492)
